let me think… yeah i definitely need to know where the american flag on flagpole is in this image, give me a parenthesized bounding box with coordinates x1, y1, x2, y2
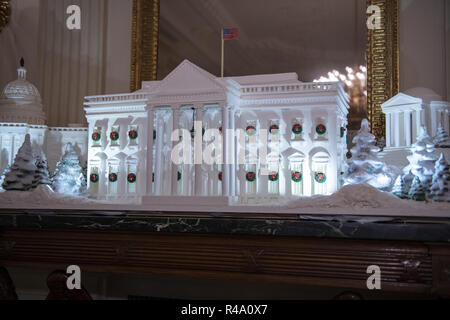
(222, 28, 238, 40)
(221, 28, 238, 77)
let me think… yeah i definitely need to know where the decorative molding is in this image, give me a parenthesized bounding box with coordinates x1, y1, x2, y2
(0, 228, 441, 296)
(366, 0, 400, 139)
(130, 0, 160, 92)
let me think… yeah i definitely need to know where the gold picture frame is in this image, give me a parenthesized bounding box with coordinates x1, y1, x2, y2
(366, 0, 400, 139)
(130, 0, 399, 139)
(129, 0, 159, 92)
(0, 0, 11, 33)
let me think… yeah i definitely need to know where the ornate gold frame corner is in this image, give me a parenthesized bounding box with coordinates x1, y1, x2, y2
(130, 0, 159, 92)
(366, 0, 400, 139)
(0, 0, 11, 33)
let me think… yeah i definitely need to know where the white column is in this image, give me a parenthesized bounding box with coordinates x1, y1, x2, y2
(154, 111, 164, 195)
(284, 163, 292, 197)
(171, 106, 180, 196)
(239, 165, 246, 197)
(394, 112, 401, 147)
(194, 105, 203, 196)
(385, 113, 391, 147)
(146, 106, 154, 195)
(415, 109, 422, 140)
(222, 104, 229, 196)
(258, 122, 268, 196)
(229, 108, 237, 196)
(404, 111, 412, 146)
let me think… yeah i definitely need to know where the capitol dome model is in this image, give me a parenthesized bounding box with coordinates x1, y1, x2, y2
(0, 58, 46, 125)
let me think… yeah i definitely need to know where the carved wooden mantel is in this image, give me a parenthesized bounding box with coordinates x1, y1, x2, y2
(1, 224, 450, 299)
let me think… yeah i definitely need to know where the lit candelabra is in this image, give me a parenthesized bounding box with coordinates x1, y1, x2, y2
(314, 66, 367, 130)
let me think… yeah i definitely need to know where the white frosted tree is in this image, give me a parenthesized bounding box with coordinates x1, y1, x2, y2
(408, 175, 426, 201)
(404, 126, 438, 194)
(0, 165, 11, 191)
(33, 151, 52, 188)
(429, 153, 450, 202)
(344, 119, 392, 190)
(2, 134, 37, 191)
(52, 143, 86, 196)
(433, 126, 450, 148)
(392, 175, 408, 199)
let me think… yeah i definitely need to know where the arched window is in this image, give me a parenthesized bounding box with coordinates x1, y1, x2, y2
(267, 153, 281, 195)
(245, 163, 257, 195)
(126, 157, 138, 195)
(311, 151, 330, 195)
(107, 158, 120, 195)
(89, 152, 107, 198)
(288, 153, 305, 196)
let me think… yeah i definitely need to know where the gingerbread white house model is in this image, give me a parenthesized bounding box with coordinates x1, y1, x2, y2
(84, 60, 349, 204)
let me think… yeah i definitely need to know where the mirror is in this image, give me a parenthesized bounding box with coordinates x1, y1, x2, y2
(131, 0, 399, 139)
(158, 0, 367, 131)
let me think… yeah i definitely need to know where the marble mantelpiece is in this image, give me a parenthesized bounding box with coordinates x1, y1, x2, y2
(0, 210, 449, 242)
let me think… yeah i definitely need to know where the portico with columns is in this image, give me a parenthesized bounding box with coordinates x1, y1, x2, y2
(380, 88, 450, 167)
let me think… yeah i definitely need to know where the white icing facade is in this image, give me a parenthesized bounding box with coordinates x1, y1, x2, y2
(0, 66, 88, 176)
(84, 60, 349, 203)
(381, 87, 450, 166)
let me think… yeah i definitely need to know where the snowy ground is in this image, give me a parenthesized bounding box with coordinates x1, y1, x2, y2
(0, 184, 449, 217)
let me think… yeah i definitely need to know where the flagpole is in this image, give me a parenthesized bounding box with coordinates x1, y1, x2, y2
(221, 28, 224, 78)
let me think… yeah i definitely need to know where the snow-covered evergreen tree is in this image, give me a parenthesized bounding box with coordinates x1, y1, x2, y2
(344, 119, 392, 190)
(0, 165, 11, 191)
(404, 126, 438, 193)
(400, 169, 415, 195)
(433, 126, 450, 148)
(33, 151, 52, 188)
(52, 143, 86, 196)
(392, 175, 408, 199)
(2, 134, 37, 191)
(408, 175, 426, 201)
(429, 153, 450, 202)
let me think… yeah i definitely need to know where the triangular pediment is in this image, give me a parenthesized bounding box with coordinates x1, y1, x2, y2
(381, 93, 422, 109)
(154, 60, 225, 96)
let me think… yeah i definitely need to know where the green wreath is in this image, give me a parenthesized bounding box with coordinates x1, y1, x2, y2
(90, 173, 99, 183)
(316, 124, 327, 135)
(269, 124, 279, 135)
(127, 173, 136, 183)
(292, 123, 302, 135)
(314, 171, 326, 183)
(291, 171, 302, 182)
(268, 172, 279, 182)
(246, 171, 256, 182)
(128, 130, 138, 140)
(108, 173, 118, 182)
(110, 131, 119, 141)
(245, 125, 256, 136)
(91, 132, 101, 142)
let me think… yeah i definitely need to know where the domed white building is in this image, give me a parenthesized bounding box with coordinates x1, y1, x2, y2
(0, 59, 46, 125)
(0, 59, 88, 179)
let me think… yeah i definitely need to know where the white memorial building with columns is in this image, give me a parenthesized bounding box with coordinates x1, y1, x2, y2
(381, 87, 450, 166)
(84, 60, 350, 204)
